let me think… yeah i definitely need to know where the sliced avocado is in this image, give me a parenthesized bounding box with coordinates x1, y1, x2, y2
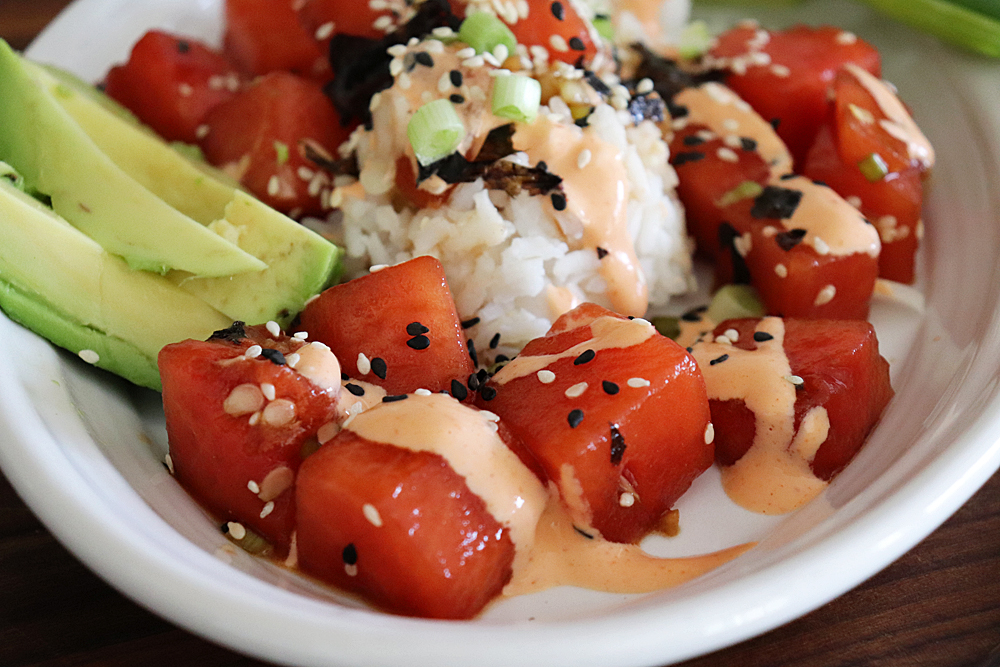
(0, 175, 233, 390)
(32, 56, 342, 326)
(0, 40, 265, 277)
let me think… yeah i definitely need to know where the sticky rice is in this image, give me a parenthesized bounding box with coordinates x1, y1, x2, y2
(311, 9, 695, 362)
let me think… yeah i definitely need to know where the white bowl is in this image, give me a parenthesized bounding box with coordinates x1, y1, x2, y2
(4, 0, 1000, 665)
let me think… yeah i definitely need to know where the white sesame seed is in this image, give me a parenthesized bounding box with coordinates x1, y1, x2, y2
(717, 147, 739, 163)
(415, 388, 432, 396)
(164, 453, 174, 475)
(775, 263, 788, 278)
(285, 352, 301, 368)
(714, 335, 733, 345)
(373, 14, 394, 31)
(762, 225, 780, 238)
(248, 411, 261, 426)
(345, 563, 359, 577)
(722, 118, 740, 132)
(262, 399, 296, 426)
(363, 503, 383, 527)
(576, 149, 592, 169)
(398, 72, 412, 89)
(704, 422, 715, 445)
(315, 21, 335, 40)
(260, 501, 275, 519)
(432, 26, 454, 38)
(493, 43, 509, 63)
(266, 321, 281, 337)
(847, 195, 863, 208)
(812, 237, 831, 255)
(267, 175, 280, 197)
(248, 480, 261, 494)
(357, 353, 372, 375)
(260, 382, 276, 401)
(636, 78, 654, 95)
(178, 82, 193, 97)
(462, 56, 485, 69)
(78, 349, 100, 364)
(771, 64, 791, 77)
(224, 384, 266, 416)
(627, 377, 651, 388)
(565, 382, 588, 398)
(195, 124, 210, 140)
(786, 374, 804, 386)
(815, 284, 837, 306)
(389, 58, 404, 77)
(318, 420, 340, 445)
(227, 522, 247, 540)
(438, 72, 452, 93)
(537, 369, 556, 384)
(724, 328, 740, 342)
(245, 345, 263, 359)
(456, 46, 477, 59)
(619, 492, 636, 507)
(293, 331, 309, 340)
(836, 31, 857, 45)
(549, 34, 569, 52)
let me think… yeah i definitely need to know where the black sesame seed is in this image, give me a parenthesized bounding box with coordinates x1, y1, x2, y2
(573, 525, 595, 539)
(382, 394, 408, 402)
(345, 383, 366, 397)
(779, 173, 797, 180)
(551, 1, 565, 20)
(609, 424, 626, 465)
(596, 246, 609, 259)
(220, 523, 230, 533)
(775, 228, 807, 251)
(740, 137, 758, 152)
(414, 51, 434, 68)
(812, 179, 827, 187)
(681, 307, 705, 322)
(371, 357, 387, 380)
(536, 160, 548, 172)
(176, 40, 190, 53)
(260, 348, 286, 365)
(476, 368, 489, 383)
(551, 192, 567, 211)
(667, 101, 689, 119)
(602, 380, 619, 395)
(574, 115, 590, 128)
(407, 335, 431, 350)
(753, 331, 775, 342)
(342, 543, 358, 565)
(770, 118, 781, 130)
(494, 354, 509, 363)
(480, 385, 497, 401)
(461, 317, 480, 329)
(686, 347, 694, 353)
(467, 338, 479, 367)
(574, 349, 596, 365)
(449, 94, 466, 104)
(489, 332, 501, 349)
(406, 322, 429, 336)
(568, 36, 586, 51)
(450, 378, 469, 401)
(341, 372, 351, 381)
(673, 151, 706, 166)
(568, 409, 584, 428)
(468, 372, 481, 391)
(710, 354, 730, 366)
(450, 69, 463, 87)
(682, 135, 706, 146)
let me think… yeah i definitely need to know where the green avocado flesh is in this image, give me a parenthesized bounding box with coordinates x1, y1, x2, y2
(0, 177, 232, 390)
(0, 40, 264, 277)
(28, 53, 342, 326)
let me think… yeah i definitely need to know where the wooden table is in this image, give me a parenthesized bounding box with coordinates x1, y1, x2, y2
(3, 2, 1000, 666)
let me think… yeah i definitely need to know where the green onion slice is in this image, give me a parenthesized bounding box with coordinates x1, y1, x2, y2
(407, 99, 467, 166)
(715, 180, 764, 208)
(854, 0, 1000, 57)
(592, 15, 615, 43)
(458, 12, 517, 56)
(678, 20, 713, 59)
(858, 152, 890, 182)
(274, 141, 290, 165)
(492, 74, 542, 123)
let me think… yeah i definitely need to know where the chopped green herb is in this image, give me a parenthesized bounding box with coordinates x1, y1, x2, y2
(407, 99, 466, 166)
(716, 180, 765, 208)
(492, 74, 542, 123)
(458, 12, 517, 56)
(274, 141, 290, 165)
(858, 152, 889, 182)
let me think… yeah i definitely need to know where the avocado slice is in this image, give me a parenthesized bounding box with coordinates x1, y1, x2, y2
(31, 55, 342, 327)
(0, 174, 233, 390)
(0, 40, 265, 277)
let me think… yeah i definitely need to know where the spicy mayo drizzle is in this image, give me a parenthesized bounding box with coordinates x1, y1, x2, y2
(513, 114, 648, 318)
(691, 317, 828, 514)
(345, 393, 751, 596)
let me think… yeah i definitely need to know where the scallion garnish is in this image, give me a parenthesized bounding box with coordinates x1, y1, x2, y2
(407, 99, 466, 166)
(492, 74, 542, 123)
(858, 152, 889, 182)
(458, 12, 517, 56)
(592, 14, 614, 43)
(678, 20, 713, 59)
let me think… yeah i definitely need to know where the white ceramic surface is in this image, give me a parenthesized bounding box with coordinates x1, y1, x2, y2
(4, 1, 1000, 665)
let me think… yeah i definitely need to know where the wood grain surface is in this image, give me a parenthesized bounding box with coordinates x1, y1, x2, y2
(2, 2, 1000, 666)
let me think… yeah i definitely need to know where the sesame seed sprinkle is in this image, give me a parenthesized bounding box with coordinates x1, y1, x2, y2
(705, 422, 715, 445)
(260, 501, 275, 519)
(164, 453, 174, 475)
(78, 349, 100, 364)
(450, 379, 469, 401)
(315, 21, 335, 40)
(363, 503, 383, 527)
(574, 349, 596, 365)
(602, 380, 619, 395)
(627, 377, 650, 388)
(565, 382, 588, 398)
(619, 492, 635, 507)
(537, 370, 556, 384)
(577, 148, 592, 169)
(567, 409, 584, 428)
(710, 354, 730, 366)
(371, 357, 388, 380)
(415, 388, 432, 396)
(226, 522, 247, 540)
(260, 383, 276, 401)
(265, 321, 281, 337)
(357, 353, 372, 375)
(786, 374, 805, 386)
(248, 480, 260, 494)
(815, 284, 837, 306)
